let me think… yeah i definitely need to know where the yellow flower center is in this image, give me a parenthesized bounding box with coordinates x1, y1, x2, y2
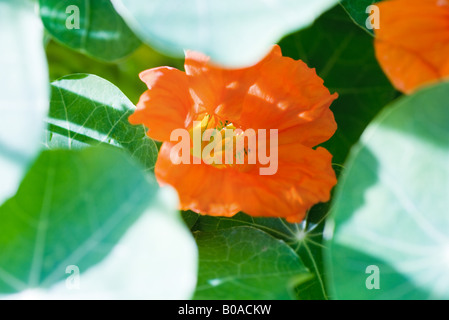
(188, 114, 253, 169)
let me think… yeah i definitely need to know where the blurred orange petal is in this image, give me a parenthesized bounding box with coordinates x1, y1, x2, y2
(374, 0, 449, 93)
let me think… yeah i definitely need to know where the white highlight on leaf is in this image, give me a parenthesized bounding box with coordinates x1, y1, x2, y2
(208, 279, 223, 287)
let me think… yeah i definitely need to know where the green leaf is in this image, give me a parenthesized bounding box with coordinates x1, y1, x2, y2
(193, 226, 311, 300)
(181, 211, 200, 230)
(279, 5, 398, 166)
(0, 147, 197, 299)
(112, 0, 338, 67)
(325, 82, 449, 300)
(190, 212, 296, 241)
(46, 40, 184, 103)
(39, 0, 141, 61)
(45, 74, 158, 171)
(188, 208, 330, 300)
(0, 0, 49, 205)
(339, 0, 384, 34)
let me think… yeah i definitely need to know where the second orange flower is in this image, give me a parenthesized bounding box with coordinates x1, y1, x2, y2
(374, 0, 449, 94)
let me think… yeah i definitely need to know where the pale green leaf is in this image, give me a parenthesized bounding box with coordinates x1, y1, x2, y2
(112, 0, 338, 67)
(0, 147, 197, 299)
(0, 0, 49, 204)
(326, 82, 449, 300)
(45, 74, 158, 170)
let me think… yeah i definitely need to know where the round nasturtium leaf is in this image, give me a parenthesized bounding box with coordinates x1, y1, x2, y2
(112, 0, 338, 67)
(193, 226, 311, 300)
(0, 147, 198, 300)
(325, 82, 449, 299)
(39, 0, 141, 61)
(46, 74, 158, 170)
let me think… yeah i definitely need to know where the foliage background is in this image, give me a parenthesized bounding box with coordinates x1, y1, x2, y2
(0, 0, 447, 300)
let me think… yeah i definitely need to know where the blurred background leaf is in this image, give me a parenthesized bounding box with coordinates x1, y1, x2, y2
(46, 40, 184, 104)
(45, 74, 158, 170)
(339, 0, 385, 34)
(0, 147, 197, 299)
(193, 226, 311, 300)
(0, 0, 49, 206)
(325, 82, 449, 299)
(112, 0, 339, 67)
(39, 0, 141, 62)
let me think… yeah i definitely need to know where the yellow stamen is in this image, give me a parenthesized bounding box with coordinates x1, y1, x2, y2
(188, 114, 251, 169)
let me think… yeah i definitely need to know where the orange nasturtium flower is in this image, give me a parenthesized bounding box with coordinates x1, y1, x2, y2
(374, 0, 449, 94)
(129, 45, 338, 223)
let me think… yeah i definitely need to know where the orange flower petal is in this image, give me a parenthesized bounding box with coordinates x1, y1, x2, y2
(238, 144, 336, 223)
(237, 54, 338, 147)
(131, 45, 338, 223)
(128, 67, 193, 141)
(155, 142, 241, 216)
(184, 45, 282, 119)
(155, 141, 336, 223)
(374, 0, 449, 93)
(185, 45, 337, 147)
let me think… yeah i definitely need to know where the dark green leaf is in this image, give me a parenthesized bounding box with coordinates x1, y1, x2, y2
(339, 0, 385, 34)
(191, 212, 295, 241)
(194, 226, 311, 300)
(190, 209, 330, 300)
(181, 211, 200, 230)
